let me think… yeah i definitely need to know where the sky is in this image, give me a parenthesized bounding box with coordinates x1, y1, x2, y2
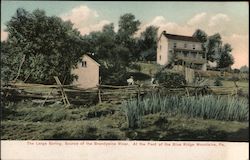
(1, 1, 249, 68)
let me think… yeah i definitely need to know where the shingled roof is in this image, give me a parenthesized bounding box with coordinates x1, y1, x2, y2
(163, 32, 201, 42)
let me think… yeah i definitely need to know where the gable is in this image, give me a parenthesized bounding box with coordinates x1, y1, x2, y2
(82, 55, 100, 67)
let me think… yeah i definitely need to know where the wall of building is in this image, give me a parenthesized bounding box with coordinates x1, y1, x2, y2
(157, 36, 204, 66)
(71, 56, 99, 89)
(168, 39, 202, 51)
(157, 35, 169, 65)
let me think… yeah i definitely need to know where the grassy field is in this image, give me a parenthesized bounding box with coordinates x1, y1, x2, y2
(2, 97, 249, 141)
(2, 63, 249, 140)
(134, 62, 162, 75)
(221, 80, 249, 94)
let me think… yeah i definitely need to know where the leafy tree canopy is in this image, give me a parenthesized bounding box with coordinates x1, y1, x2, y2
(2, 8, 85, 84)
(138, 25, 159, 61)
(193, 29, 234, 68)
(217, 43, 234, 68)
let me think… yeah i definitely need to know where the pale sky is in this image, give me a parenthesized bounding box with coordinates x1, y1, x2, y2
(1, 1, 249, 68)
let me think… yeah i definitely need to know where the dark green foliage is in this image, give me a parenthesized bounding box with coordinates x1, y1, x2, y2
(192, 29, 207, 53)
(1, 41, 18, 83)
(217, 43, 234, 68)
(214, 77, 223, 86)
(233, 69, 241, 73)
(128, 72, 151, 81)
(138, 26, 159, 61)
(82, 14, 142, 85)
(192, 29, 234, 69)
(2, 8, 85, 84)
(100, 59, 128, 85)
(117, 13, 140, 43)
(192, 29, 208, 43)
(206, 33, 222, 62)
(116, 13, 141, 61)
(155, 72, 186, 87)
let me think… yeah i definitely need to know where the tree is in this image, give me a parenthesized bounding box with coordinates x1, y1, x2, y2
(240, 65, 249, 73)
(138, 25, 159, 61)
(217, 43, 234, 68)
(82, 23, 130, 85)
(1, 41, 20, 83)
(3, 8, 85, 84)
(192, 29, 208, 59)
(117, 13, 141, 39)
(206, 33, 222, 62)
(192, 29, 208, 43)
(99, 45, 130, 85)
(116, 13, 141, 61)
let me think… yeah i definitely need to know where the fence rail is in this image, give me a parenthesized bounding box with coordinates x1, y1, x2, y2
(2, 82, 246, 106)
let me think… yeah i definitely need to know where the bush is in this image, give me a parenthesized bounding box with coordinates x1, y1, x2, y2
(214, 78, 223, 86)
(155, 72, 186, 87)
(233, 69, 240, 73)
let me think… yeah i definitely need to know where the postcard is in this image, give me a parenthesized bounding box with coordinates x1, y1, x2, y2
(1, 1, 249, 160)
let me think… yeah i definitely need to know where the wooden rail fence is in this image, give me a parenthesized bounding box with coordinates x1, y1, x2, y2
(1, 82, 247, 106)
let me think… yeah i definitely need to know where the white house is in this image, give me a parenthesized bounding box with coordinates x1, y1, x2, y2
(71, 54, 100, 89)
(157, 31, 207, 71)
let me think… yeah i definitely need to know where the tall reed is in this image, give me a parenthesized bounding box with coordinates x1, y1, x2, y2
(122, 94, 249, 128)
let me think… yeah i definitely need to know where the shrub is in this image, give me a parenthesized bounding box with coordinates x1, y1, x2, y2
(155, 72, 186, 87)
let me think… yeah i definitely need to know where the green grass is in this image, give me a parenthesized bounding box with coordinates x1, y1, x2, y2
(1, 100, 249, 141)
(135, 62, 162, 75)
(221, 80, 249, 94)
(122, 95, 249, 128)
(222, 80, 249, 88)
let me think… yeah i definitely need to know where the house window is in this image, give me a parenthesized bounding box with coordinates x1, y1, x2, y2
(159, 55, 161, 60)
(82, 61, 87, 67)
(184, 43, 187, 48)
(193, 44, 195, 50)
(183, 52, 188, 57)
(174, 43, 177, 48)
(159, 45, 162, 50)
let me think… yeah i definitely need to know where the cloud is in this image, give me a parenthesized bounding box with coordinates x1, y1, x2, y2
(1, 29, 8, 41)
(209, 13, 230, 27)
(61, 5, 99, 27)
(139, 16, 196, 37)
(151, 16, 166, 25)
(61, 5, 110, 35)
(78, 20, 111, 35)
(223, 34, 249, 68)
(187, 12, 207, 26)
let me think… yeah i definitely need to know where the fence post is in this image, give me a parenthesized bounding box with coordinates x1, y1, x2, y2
(137, 85, 141, 106)
(185, 87, 190, 97)
(98, 85, 102, 103)
(54, 76, 70, 107)
(233, 81, 239, 96)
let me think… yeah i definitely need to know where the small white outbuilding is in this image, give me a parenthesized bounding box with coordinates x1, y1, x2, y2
(71, 54, 100, 89)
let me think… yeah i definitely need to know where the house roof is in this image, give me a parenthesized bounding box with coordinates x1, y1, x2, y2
(83, 54, 100, 66)
(163, 32, 201, 43)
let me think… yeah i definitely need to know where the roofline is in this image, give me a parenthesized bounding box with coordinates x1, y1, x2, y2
(160, 31, 202, 43)
(83, 54, 100, 66)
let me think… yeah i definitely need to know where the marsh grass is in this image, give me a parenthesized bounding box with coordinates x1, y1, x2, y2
(122, 94, 249, 128)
